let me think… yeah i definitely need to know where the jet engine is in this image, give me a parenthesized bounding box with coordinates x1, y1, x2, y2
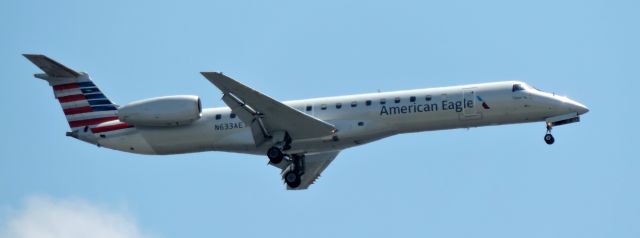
(118, 95, 202, 127)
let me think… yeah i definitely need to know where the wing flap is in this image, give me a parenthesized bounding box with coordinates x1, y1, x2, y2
(221, 93, 270, 146)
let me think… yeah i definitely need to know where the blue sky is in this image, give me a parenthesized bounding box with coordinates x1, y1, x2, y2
(1, 0, 638, 237)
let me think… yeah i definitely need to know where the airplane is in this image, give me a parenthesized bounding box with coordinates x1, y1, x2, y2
(24, 54, 589, 190)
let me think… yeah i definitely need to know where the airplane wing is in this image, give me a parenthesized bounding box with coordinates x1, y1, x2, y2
(201, 72, 336, 146)
(284, 151, 340, 190)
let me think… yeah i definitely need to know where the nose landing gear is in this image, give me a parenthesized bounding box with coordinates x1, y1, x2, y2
(543, 113, 583, 145)
(544, 123, 555, 145)
(544, 133, 555, 145)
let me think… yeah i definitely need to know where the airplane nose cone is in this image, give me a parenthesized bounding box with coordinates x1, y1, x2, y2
(577, 104, 589, 115)
(570, 100, 589, 115)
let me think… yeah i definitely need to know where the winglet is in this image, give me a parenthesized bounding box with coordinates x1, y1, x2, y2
(23, 54, 80, 78)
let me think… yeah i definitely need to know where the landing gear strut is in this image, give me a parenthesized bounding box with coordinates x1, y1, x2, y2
(544, 123, 555, 145)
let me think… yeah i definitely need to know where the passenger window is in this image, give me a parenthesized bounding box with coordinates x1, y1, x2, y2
(512, 84, 525, 92)
(306, 105, 312, 111)
(394, 97, 401, 103)
(215, 114, 221, 120)
(365, 100, 372, 106)
(336, 103, 342, 109)
(425, 95, 432, 101)
(321, 104, 327, 110)
(351, 101, 357, 107)
(410, 96, 416, 102)
(380, 98, 386, 105)
(230, 113, 236, 119)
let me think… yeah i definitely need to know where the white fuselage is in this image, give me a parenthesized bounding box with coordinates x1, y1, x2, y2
(88, 81, 587, 156)
(24, 54, 589, 189)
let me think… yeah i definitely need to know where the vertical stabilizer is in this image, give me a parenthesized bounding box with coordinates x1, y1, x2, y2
(23, 54, 119, 132)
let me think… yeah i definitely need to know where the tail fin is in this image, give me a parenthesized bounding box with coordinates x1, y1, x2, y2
(24, 54, 119, 132)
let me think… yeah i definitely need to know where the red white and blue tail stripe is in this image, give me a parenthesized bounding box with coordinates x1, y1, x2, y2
(53, 80, 119, 130)
(24, 54, 124, 132)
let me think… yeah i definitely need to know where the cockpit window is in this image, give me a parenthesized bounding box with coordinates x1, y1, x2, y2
(512, 84, 526, 92)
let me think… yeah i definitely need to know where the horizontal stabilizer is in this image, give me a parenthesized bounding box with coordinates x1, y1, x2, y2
(23, 54, 80, 78)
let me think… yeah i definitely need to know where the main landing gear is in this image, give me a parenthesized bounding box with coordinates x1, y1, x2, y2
(266, 132, 292, 165)
(267, 146, 284, 164)
(544, 122, 555, 145)
(268, 149, 304, 188)
(263, 133, 304, 188)
(283, 154, 305, 188)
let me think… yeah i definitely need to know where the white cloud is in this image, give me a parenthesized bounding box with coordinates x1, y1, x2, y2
(0, 196, 152, 238)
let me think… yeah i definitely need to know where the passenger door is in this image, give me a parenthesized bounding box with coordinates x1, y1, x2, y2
(461, 88, 481, 120)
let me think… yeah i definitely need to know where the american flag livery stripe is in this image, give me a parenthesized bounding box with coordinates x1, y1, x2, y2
(53, 82, 95, 91)
(58, 94, 86, 103)
(53, 83, 80, 91)
(60, 100, 90, 109)
(51, 79, 119, 131)
(81, 88, 101, 94)
(63, 106, 93, 115)
(69, 116, 119, 128)
(65, 111, 118, 122)
(88, 99, 112, 105)
(91, 122, 133, 133)
(54, 83, 99, 98)
(90, 105, 118, 111)
(54, 88, 82, 98)
(63, 105, 117, 116)
(84, 93, 106, 100)
(60, 96, 115, 109)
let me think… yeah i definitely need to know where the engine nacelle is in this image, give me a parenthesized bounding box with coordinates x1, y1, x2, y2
(118, 95, 202, 127)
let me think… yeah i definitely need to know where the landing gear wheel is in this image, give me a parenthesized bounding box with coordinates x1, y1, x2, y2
(544, 122, 555, 145)
(284, 171, 301, 188)
(267, 146, 284, 164)
(544, 134, 555, 145)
